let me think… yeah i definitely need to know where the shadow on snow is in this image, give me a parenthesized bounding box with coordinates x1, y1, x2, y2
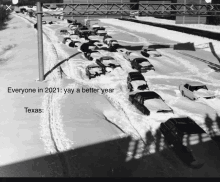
(0, 115, 220, 177)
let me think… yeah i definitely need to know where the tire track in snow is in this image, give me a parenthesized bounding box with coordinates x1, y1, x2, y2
(55, 38, 171, 155)
(48, 35, 154, 153)
(15, 14, 73, 177)
(41, 20, 146, 152)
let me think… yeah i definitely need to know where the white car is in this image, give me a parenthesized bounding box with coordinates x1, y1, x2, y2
(92, 24, 100, 29)
(94, 42, 109, 49)
(129, 91, 173, 115)
(117, 48, 127, 54)
(70, 34, 80, 40)
(123, 51, 142, 62)
(96, 56, 121, 73)
(127, 72, 149, 92)
(84, 50, 103, 61)
(103, 37, 114, 45)
(141, 48, 162, 58)
(88, 35, 103, 42)
(96, 30, 107, 36)
(179, 82, 216, 100)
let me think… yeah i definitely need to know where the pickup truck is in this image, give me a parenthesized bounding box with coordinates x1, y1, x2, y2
(160, 117, 206, 169)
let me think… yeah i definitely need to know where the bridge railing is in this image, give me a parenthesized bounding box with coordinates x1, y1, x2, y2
(42, 3, 220, 17)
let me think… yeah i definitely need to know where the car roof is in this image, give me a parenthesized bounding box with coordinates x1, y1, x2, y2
(136, 91, 161, 99)
(128, 72, 144, 79)
(87, 64, 100, 68)
(186, 82, 205, 86)
(166, 117, 206, 134)
(133, 58, 149, 62)
(96, 27, 105, 29)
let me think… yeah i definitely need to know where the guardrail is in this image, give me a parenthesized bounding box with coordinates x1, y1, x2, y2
(119, 18, 220, 41)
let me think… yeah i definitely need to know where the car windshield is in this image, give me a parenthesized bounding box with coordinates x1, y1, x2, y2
(176, 122, 206, 134)
(81, 27, 88, 30)
(144, 95, 161, 100)
(191, 85, 208, 91)
(131, 76, 144, 81)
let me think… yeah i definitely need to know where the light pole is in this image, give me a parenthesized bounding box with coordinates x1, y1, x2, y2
(36, 2, 44, 81)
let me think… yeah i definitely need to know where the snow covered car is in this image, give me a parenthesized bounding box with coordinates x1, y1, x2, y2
(63, 38, 81, 48)
(84, 50, 102, 61)
(131, 58, 155, 72)
(88, 35, 103, 42)
(160, 117, 206, 169)
(130, 11, 140, 18)
(69, 25, 80, 32)
(129, 91, 173, 115)
(94, 42, 109, 49)
(79, 41, 98, 52)
(91, 24, 100, 30)
(103, 34, 112, 42)
(62, 37, 71, 44)
(96, 30, 107, 36)
(68, 22, 80, 28)
(127, 72, 149, 92)
(108, 40, 119, 51)
(117, 48, 127, 54)
(96, 56, 121, 72)
(60, 29, 69, 35)
(86, 64, 105, 79)
(70, 34, 81, 41)
(103, 37, 114, 45)
(75, 26, 91, 37)
(108, 39, 118, 47)
(92, 27, 106, 33)
(141, 48, 162, 58)
(123, 51, 141, 62)
(179, 82, 216, 100)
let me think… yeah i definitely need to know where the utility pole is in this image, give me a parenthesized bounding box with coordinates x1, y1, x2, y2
(36, 2, 44, 81)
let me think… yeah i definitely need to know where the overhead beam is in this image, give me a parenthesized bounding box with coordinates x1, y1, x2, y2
(41, 3, 220, 17)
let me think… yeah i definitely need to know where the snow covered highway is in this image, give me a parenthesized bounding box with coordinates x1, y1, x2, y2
(1, 12, 220, 177)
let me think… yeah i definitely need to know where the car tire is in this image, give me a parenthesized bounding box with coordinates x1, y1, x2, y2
(182, 91, 185, 97)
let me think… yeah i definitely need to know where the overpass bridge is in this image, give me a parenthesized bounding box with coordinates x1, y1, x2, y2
(42, 0, 220, 24)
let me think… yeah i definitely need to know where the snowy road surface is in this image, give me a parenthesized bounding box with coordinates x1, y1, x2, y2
(0, 13, 220, 177)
